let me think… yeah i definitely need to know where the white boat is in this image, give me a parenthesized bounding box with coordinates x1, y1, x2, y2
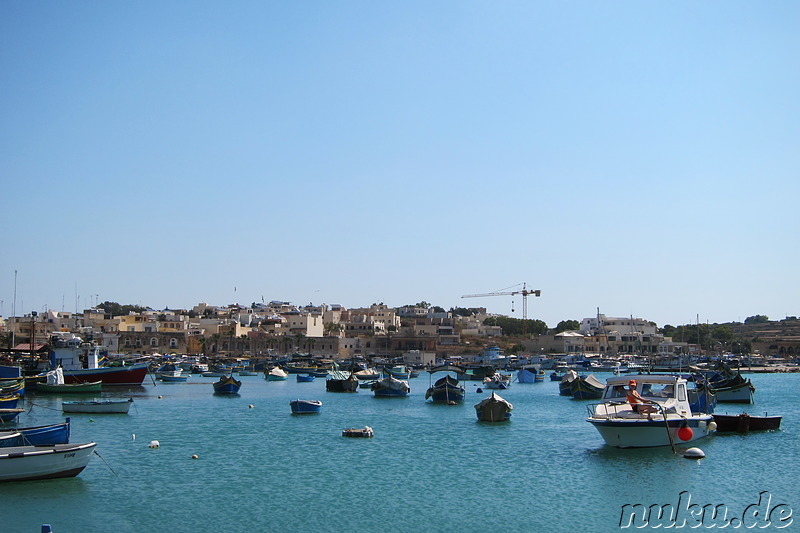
(62, 399, 133, 414)
(586, 374, 715, 448)
(483, 373, 512, 389)
(0, 442, 96, 482)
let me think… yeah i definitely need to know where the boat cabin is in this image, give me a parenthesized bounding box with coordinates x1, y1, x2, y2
(599, 374, 693, 417)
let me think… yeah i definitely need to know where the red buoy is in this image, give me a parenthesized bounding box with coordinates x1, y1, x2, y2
(677, 426, 694, 441)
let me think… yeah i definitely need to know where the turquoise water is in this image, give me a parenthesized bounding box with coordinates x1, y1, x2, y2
(2, 373, 798, 532)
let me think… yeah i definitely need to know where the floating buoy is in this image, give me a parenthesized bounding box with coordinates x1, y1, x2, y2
(191, 454, 199, 459)
(89, 419, 94, 423)
(158, 395, 163, 399)
(476, 388, 483, 393)
(683, 447, 705, 459)
(248, 404, 254, 409)
(708, 421, 718, 431)
(132, 434, 136, 440)
(677, 426, 694, 441)
(148, 440, 160, 448)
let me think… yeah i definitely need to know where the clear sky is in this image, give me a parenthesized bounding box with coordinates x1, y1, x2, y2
(2, 1, 798, 329)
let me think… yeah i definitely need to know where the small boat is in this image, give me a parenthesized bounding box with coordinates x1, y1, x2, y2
(36, 381, 103, 393)
(570, 374, 605, 400)
(0, 394, 22, 411)
(383, 365, 411, 379)
(0, 419, 71, 446)
(371, 376, 411, 397)
(586, 374, 715, 448)
(712, 380, 756, 404)
(517, 366, 545, 384)
(310, 370, 329, 378)
(550, 371, 562, 382)
(559, 369, 580, 396)
(62, 398, 134, 414)
(296, 374, 315, 383)
(342, 426, 374, 438)
(712, 413, 782, 433)
(0, 377, 25, 396)
(475, 392, 513, 422)
(483, 373, 512, 390)
(0, 442, 96, 482)
(160, 374, 188, 382)
(238, 370, 258, 377)
(353, 368, 381, 381)
(50, 333, 148, 386)
(155, 363, 184, 380)
(213, 375, 242, 394)
(289, 399, 323, 414)
(266, 367, 289, 381)
(425, 365, 465, 403)
(325, 371, 359, 393)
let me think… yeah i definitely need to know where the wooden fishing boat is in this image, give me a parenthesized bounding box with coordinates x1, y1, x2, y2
(0, 419, 71, 446)
(325, 371, 358, 392)
(213, 375, 242, 394)
(475, 393, 513, 422)
(570, 374, 605, 400)
(160, 374, 188, 382)
(289, 399, 322, 414)
(483, 373, 512, 390)
(712, 413, 782, 433)
(62, 399, 134, 414)
(0, 442, 96, 482)
(0, 409, 24, 422)
(296, 374, 315, 383)
(382, 365, 411, 379)
(50, 333, 148, 386)
(371, 376, 410, 397)
(36, 381, 102, 393)
(425, 365, 465, 403)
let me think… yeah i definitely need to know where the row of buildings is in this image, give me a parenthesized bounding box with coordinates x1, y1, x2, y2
(0, 301, 715, 361)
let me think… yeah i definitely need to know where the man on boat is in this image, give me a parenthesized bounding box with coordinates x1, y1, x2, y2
(626, 379, 656, 415)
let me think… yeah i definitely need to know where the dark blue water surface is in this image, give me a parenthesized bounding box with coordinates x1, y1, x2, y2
(2, 372, 798, 532)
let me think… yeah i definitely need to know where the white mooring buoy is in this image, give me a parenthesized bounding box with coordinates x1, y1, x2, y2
(148, 440, 160, 449)
(683, 447, 705, 459)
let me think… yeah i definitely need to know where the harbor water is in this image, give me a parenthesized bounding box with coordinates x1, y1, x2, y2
(3, 372, 798, 532)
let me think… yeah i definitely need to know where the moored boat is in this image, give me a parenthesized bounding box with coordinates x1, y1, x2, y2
(474, 392, 513, 422)
(586, 374, 715, 448)
(712, 413, 781, 433)
(383, 365, 411, 379)
(0, 419, 71, 446)
(425, 365, 466, 403)
(213, 375, 242, 394)
(0, 442, 96, 482)
(296, 373, 315, 383)
(325, 371, 358, 392)
(559, 369, 580, 396)
(266, 367, 289, 381)
(342, 426, 373, 438)
(570, 374, 605, 400)
(50, 333, 148, 386)
(483, 373, 512, 390)
(289, 399, 322, 414)
(371, 376, 411, 397)
(62, 398, 133, 414)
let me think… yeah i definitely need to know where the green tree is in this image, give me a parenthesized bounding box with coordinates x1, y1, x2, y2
(553, 320, 580, 334)
(745, 315, 769, 324)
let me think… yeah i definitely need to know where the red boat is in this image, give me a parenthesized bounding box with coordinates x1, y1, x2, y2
(49, 333, 148, 386)
(62, 364, 149, 386)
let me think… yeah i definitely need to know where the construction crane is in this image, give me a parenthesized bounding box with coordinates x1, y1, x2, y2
(462, 282, 541, 321)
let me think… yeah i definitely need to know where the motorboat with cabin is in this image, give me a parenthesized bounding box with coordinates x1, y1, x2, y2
(586, 374, 715, 448)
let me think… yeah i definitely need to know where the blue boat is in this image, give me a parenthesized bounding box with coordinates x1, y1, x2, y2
(0, 394, 21, 420)
(213, 375, 242, 394)
(289, 399, 322, 414)
(0, 419, 71, 446)
(425, 365, 465, 403)
(160, 374, 188, 382)
(474, 392, 513, 422)
(296, 374, 315, 383)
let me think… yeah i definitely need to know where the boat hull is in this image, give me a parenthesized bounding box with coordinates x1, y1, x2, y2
(213, 376, 242, 394)
(588, 415, 714, 448)
(36, 381, 102, 393)
(0, 442, 96, 482)
(713, 381, 755, 404)
(62, 364, 149, 386)
(62, 399, 133, 414)
(712, 413, 781, 432)
(290, 400, 322, 414)
(0, 420, 70, 446)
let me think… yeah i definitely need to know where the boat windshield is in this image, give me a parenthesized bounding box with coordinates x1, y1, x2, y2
(604, 382, 676, 400)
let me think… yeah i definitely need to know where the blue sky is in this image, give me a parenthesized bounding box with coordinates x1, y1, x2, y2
(2, 1, 798, 328)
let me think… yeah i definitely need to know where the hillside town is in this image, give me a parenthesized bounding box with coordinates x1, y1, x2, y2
(2, 301, 799, 370)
